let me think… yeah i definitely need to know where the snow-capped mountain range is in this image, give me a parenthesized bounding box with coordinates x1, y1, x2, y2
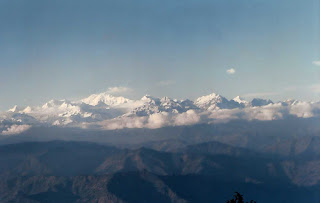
(1, 91, 320, 134)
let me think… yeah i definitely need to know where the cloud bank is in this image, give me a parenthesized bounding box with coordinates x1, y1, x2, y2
(95, 101, 320, 130)
(98, 110, 201, 130)
(1, 125, 31, 135)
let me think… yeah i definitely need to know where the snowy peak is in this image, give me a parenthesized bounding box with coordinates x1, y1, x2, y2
(159, 97, 197, 112)
(140, 95, 160, 104)
(8, 105, 20, 113)
(196, 92, 221, 103)
(81, 92, 131, 107)
(195, 92, 241, 111)
(232, 96, 249, 108)
(40, 100, 81, 115)
(42, 100, 66, 109)
(2, 89, 317, 131)
(233, 96, 248, 104)
(195, 92, 224, 110)
(128, 95, 197, 116)
(22, 106, 32, 114)
(7, 105, 33, 114)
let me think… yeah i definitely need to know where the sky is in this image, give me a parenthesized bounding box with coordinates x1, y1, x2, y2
(0, 0, 320, 110)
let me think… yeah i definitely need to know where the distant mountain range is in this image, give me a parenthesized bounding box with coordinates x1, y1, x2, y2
(1, 91, 319, 134)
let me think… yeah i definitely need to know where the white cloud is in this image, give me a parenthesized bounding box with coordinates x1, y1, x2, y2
(207, 101, 320, 123)
(157, 80, 176, 86)
(1, 125, 31, 135)
(207, 103, 288, 122)
(174, 110, 200, 126)
(208, 109, 241, 123)
(98, 112, 171, 130)
(226, 68, 236, 74)
(147, 112, 170, 129)
(99, 116, 147, 130)
(106, 86, 133, 95)
(97, 110, 202, 130)
(312, 60, 320, 66)
(243, 104, 284, 121)
(289, 101, 314, 118)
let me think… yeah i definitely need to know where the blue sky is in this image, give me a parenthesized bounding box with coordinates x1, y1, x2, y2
(0, 0, 319, 110)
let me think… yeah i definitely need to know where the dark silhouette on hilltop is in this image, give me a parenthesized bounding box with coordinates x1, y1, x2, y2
(226, 192, 256, 203)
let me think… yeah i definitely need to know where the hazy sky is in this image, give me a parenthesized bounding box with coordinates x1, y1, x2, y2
(0, 0, 320, 110)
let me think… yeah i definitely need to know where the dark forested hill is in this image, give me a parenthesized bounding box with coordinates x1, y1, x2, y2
(0, 141, 320, 202)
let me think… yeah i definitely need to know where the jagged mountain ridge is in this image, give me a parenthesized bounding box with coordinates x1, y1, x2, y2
(1, 90, 319, 132)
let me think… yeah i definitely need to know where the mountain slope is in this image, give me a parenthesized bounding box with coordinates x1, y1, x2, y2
(0, 171, 318, 203)
(195, 92, 241, 111)
(0, 141, 320, 202)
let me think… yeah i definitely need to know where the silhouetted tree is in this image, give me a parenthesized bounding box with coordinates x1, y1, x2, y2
(226, 192, 256, 203)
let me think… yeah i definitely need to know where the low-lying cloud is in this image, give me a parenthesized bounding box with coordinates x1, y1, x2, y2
(97, 102, 320, 130)
(1, 125, 31, 135)
(98, 110, 201, 130)
(174, 110, 200, 126)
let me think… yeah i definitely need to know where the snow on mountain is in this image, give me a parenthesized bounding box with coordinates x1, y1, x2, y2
(81, 92, 132, 107)
(21, 100, 82, 125)
(1, 110, 40, 126)
(38, 100, 80, 116)
(8, 105, 22, 113)
(2, 90, 320, 133)
(22, 106, 32, 114)
(233, 96, 249, 106)
(127, 95, 198, 117)
(195, 92, 241, 111)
